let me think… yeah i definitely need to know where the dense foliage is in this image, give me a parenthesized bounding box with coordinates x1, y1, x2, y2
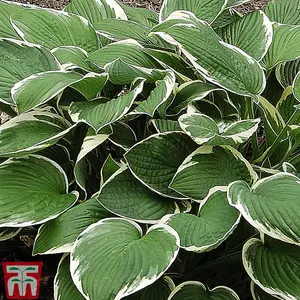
(1, 0, 300, 298)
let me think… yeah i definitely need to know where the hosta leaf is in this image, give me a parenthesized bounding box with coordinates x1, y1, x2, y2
(144, 48, 196, 82)
(0, 110, 73, 157)
(264, 0, 300, 25)
(33, 198, 112, 255)
(94, 19, 163, 47)
(125, 132, 197, 199)
(54, 255, 85, 300)
(0, 227, 21, 241)
(292, 71, 300, 101)
(0, 155, 77, 227)
(0, 39, 59, 105)
(276, 59, 300, 88)
(228, 173, 300, 245)
(11, 8, 99, 53)
(170, 146, 257, 200)
(152, 12, 265, 97)
(133, 71, 176, 116)
(98, 167, 178, 224)
(74, 129, 111, 196)
(109, 122, 137, 150)
(164, 189, 240, 252)
(160, 0, 227, 23)
(262, 23, 300, 70)
(151, 119, 181, 133)
(100, 154, 121, 186)
(12, 71, 83, 113)
(0, 0, 26, 39)
(243, 236, 300, 299)
(121, 4, 159, 28)
(105, 59, 163, 85)
(64, 0, 127, 23)
(71, 73, 108, 100)
(218, 11, 273, 61)
(168, 281, 239, 300)
(167, 81, 222, 116)
(69, 80, 144, 132)
(51, 46, 93, 72)
(250, 282, 278, 300)
(179, 113, 260, 145)
(70, 218, 180, 300)
(88, 39, 160, 69)
(125, 276, 175, 300)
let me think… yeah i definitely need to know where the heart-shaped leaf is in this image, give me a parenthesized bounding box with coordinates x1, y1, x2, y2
(11, 8, 99, 52)
(243, 235, 300, 299)
(0, 155, 78, 227)
(164, 189, 240, 252)
(0, 39, 59, 105)
(98, 167, 178, 223)
(228, 172, 300, 245)
(125, 132, 198, 199)
(70, 218, 179, 300)
(151, 11, 266, 97)
(168, 281, 239, 300)
(170, 146, 257, 200)
(33, 198, 112, 255)
(179, 113, 260, 145)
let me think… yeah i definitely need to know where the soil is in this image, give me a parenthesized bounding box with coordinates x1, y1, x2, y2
(0, 0, 269, 299)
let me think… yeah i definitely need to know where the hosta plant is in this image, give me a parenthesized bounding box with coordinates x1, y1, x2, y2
(1, 0, 300, 299)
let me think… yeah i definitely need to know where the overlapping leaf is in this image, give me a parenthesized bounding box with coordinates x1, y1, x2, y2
(69, 80, 144, 132)
(64, 0, 127, 24)
(262, 23, 300, 69)
(168, 281, 239, 300)
(179, 113, 260, 145)
(243, 235, 300, 299)
(125, 132, 197, 198)
(11, 8, 99, 52)
(218, 11, 273, 61)
(12, 71, 83, 113)
(164, 189, 240, 252)
(152, 11, 266, 97)
(228, 172, 300, 245)
(33, 198, 112, 255)
(0, 39, 59, 105)
(0, 155, 77, 227)
(54, 255, 85, 300)
(70, 218, 179, 300)
(0, 110, 73, 157)
(160, 0, 227, 23)
(98, 167, 178, 223)
(264, 0, 300, 25)
(276, 59, 300, 88)
(170, 146, 257, 200)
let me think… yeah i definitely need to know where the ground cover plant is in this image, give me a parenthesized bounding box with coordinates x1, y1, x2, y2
(0, 0, 300, 299)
